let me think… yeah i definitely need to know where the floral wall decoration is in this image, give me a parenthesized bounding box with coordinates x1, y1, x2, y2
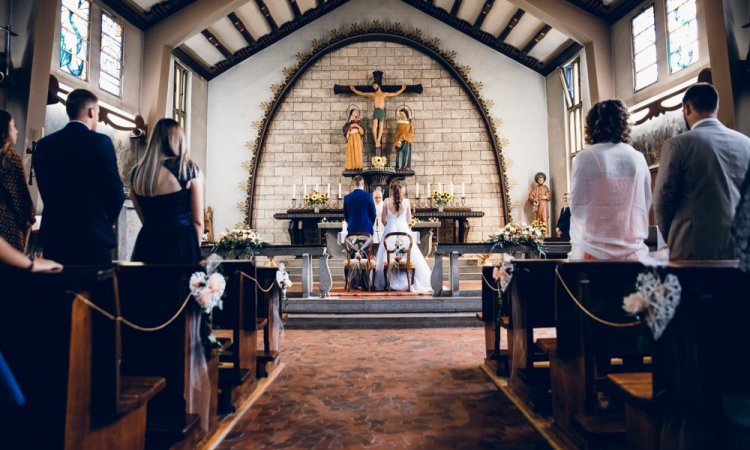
(237, 21, 514, 227)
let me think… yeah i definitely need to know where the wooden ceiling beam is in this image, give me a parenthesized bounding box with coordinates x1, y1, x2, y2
(289, 0, 303, 20)
(228, 12, 255, 46)
(172, 46, 213, 80)
(497, 8, 524, 42)
(449, 0, 463, 16)
(521, 24, 551, 54)
(201, 29, 233, 60)
(473, 0, 495, 29)
(255, 0, 279, 32)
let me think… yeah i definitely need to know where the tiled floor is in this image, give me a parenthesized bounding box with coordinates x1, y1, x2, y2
(216, 328, 551, 449)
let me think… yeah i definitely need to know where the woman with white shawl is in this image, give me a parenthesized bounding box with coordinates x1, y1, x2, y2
(569, 100, 652, 260)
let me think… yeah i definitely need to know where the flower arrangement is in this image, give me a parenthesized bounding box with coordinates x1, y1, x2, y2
(487, 222, 545, 254)
(622, 269, 681, 340)
(530, 219, 547, 236)
(371, 156, 388, 169)
(430, 190, 453, 207)
(409, 217, 421, 227)
(304, 190, 330, 208)
(213, 224, 265, 259)
(390, 241, 409, 268)
(189, 254, 227, 313)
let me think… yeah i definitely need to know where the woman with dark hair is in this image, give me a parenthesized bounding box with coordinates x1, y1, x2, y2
(130, 118, 203, 263)
(569, 100, 652, 260)
(0, 110, 36, 252)
(373, 180, 431, 292)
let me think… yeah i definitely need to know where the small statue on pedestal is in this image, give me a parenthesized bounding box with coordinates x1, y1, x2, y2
(528, 172, 551, 235)
(393, 107, 414, 170)
(343, 107, 364, 170)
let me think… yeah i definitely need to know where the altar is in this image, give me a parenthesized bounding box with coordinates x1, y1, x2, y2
(273, 208, 484, 246)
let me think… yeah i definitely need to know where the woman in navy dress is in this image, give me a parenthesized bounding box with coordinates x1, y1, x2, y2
(130, 118, 203, 263)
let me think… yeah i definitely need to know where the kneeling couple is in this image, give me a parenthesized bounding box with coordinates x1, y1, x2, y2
(343, 176, 431, 292)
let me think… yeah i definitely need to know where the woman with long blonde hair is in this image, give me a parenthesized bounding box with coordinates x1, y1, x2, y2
(130, 118, 203, 263)
(373, 180, 432, 292)
(0, 110, 36, 252)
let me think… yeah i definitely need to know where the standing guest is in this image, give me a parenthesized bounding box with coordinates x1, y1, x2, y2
(34, 89, 125, 266)
(0, 110, 36, 251)
(555, 193, 571, 239)
(130, 118, 203, 264)
(569, 100, 651, 260)
(654, 83, 750, 260)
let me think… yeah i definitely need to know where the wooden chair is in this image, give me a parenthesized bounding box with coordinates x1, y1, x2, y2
(0, 267, 164, 450)
(382, 232, 415, 291)
(343, 233, 375, 291)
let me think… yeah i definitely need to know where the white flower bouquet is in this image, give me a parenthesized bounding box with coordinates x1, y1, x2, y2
(213, 224, 265, 259)
(487, 222, 545, 254)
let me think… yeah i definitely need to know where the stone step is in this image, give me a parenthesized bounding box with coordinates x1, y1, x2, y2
(286, 296, 481, 314)
(284, 312, 482, 329)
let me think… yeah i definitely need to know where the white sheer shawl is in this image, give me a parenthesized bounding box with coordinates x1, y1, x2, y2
(569, 142, 652, 260)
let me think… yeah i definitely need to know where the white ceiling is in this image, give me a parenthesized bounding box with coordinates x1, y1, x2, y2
(181, 0, 575, 71)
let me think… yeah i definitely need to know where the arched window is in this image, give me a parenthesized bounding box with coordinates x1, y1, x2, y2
(60, 0, 90, 80)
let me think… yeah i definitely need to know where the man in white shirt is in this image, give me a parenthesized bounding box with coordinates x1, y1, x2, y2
(373, 187, 384, 242)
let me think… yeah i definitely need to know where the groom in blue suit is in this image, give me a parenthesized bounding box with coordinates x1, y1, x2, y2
(344, 176, 377, 235)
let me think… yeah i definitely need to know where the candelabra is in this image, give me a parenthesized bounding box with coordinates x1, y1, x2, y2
(412, 197, 467, 209)
(288, 198, 343, 211)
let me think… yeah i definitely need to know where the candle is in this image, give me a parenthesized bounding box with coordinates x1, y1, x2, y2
(427, 183, 431, 195)
(304, 184, 307, 196)
(315, 184, 319, 193)
(416, 183, 420, 198)
(292, 183, 296, 200)
(438, 183, 443, 193)
(450, 182, 454, 197)
(338, 183, 342, 199)
(327, 183, 330, 198)
(462, 182, 466, 198)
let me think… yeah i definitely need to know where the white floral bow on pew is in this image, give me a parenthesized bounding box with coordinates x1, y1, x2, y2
(491, 253, 515, 293)
(623, 250, 682, 340)
(189, 254, 227, 313)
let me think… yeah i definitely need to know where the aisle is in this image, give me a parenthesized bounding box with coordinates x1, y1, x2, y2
(215, 329, 551, 449)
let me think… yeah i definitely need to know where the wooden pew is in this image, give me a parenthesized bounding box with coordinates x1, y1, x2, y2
(0, 267, 164, 450)
(212, 261, 261, 413)
(117, 263, 218, 450)
(480, 265, 512, 376)
(507, 259, 564, 414)
(552, 261, 653, 449)
(253, 266, 282, 378)
(608, 261, 750, 450)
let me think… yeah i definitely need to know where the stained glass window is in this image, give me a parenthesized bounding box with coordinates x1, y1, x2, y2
(173, 62, 188, 128)
(666, 0, 698, 73)
(100, 11, 123, 96)
(561, 59, 583, 156)
(632, 6, 657, 90)
(60, 0, 90, 80)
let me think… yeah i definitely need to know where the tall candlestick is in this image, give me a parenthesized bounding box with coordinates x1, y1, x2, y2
(338, 183, 342, 199)
(427, 183, 431, 196)
(304, 184, 307, 196)
(416, 183, 420, 198)
(315, 184, 319, 193)
(292, 183, 296, 200)
(327, 183, 330, 199)
(450, 182, 454, 197)
(462, 182, 465, 198)
(438, 183, 443, 193)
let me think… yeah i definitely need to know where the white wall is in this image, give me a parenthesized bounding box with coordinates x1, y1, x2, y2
(206, 0, 550, 236)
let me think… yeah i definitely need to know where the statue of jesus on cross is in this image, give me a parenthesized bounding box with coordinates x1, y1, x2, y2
(335, 70, 422, 154)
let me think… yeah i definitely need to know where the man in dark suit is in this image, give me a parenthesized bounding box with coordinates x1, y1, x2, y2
(555, 193, 571, 239)
(343, 175, 376, 236)
(34, 89, 125, 266)
(654, 83, 750, 260)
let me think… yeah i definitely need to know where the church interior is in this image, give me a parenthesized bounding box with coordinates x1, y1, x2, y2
(1, 0, 749, 449)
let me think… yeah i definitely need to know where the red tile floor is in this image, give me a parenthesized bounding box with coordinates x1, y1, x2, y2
(215, 328, 551, 449)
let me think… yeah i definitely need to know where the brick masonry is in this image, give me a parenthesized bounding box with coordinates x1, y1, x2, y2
(253, 42, 505, 244)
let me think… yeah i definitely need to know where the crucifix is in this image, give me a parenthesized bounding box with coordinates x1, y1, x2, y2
(334, 70, 422, 153)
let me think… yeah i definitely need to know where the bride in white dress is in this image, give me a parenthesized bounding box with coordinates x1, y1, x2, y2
(374, 181, 432, 292)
